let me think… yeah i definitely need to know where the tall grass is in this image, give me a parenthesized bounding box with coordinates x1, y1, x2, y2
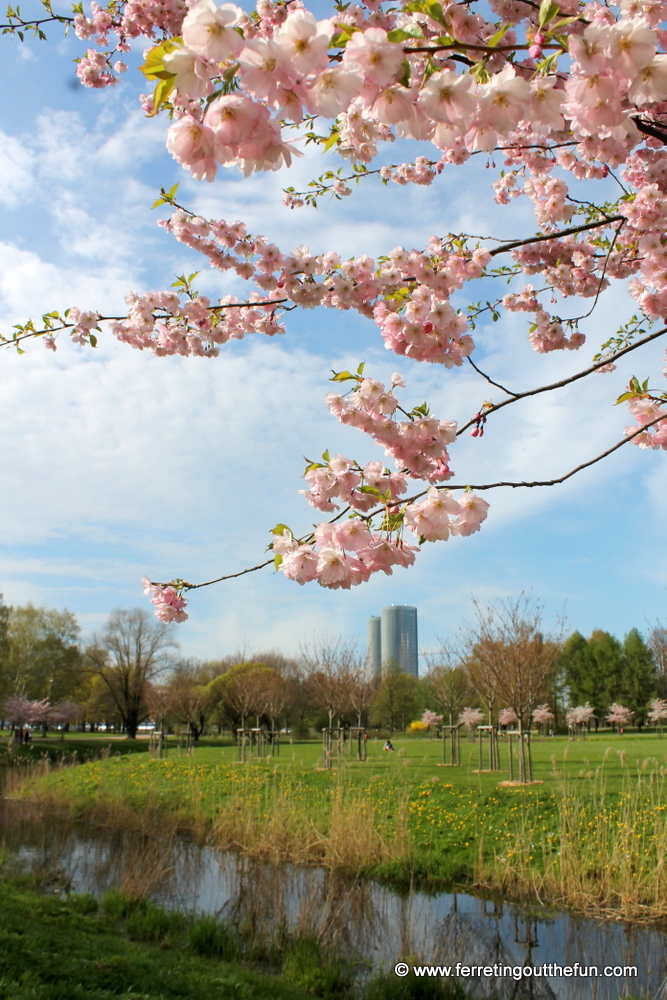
(478, 750, 667, 919)
(211, 779, 413, 872)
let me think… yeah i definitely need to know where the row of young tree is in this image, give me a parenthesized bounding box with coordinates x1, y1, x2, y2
(1, 594, 665, 739)
(426, 614, 667, 734)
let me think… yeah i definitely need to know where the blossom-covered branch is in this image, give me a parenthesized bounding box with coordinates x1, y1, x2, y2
(4, 0, 667, 624)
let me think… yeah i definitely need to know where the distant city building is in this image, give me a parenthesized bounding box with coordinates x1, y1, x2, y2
(367, 605, 418, 677)
(367, 616, 382, 678)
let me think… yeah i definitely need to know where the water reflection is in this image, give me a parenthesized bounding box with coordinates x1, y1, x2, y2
(1, 799, 664, 1000)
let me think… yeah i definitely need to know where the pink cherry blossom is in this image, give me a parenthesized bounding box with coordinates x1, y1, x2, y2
(181, 0, 243, 62)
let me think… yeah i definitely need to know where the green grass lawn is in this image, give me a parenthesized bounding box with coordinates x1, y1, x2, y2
(5, 727, 666, 791)
(165, 730, 667, 790)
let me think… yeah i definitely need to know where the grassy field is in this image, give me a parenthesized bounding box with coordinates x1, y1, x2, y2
(10, 731, 667, 921)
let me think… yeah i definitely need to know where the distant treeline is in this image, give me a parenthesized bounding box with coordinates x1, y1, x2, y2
(0, 593, 665, 737)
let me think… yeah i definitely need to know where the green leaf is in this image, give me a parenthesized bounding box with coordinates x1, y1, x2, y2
(615, 391, 638, 404)
(271, 523, 291, 536)
(538, 0, 560, 27)
(329, 25, 358, 46)
(535, 52, 559, 74)
(551, 14, 581, 27)
(273, 553, 283, 570)
(398, 58, 411, 87)
(321, 449, 331, 463)
(425, 1, 446, 25)
(139, 38, 181, 80)
(329, 370, 355, 382)
(471, 61, 490, 84)
(356, 361, 365, 376)
(324, 128, 340, 153)
(387, 24, 423, 41)
(486, 23, 509, 46)
(89, 333, 97, 348)
(149, 75, 175, 117)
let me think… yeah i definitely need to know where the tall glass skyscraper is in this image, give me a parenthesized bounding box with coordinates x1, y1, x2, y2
(367, 616, 382, 677)
(366, 605, 418, 677)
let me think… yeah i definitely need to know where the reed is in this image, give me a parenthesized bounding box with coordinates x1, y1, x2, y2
(478, 751, 667, 920)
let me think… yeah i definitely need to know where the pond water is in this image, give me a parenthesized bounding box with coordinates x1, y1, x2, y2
(1, 794, 664, 1000)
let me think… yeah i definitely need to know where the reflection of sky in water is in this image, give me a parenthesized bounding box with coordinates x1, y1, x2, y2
(1, 803, 663, 1000)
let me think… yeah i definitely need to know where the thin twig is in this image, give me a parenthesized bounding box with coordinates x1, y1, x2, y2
(466, 356, 519, 397)
(457, 325, 667, 434)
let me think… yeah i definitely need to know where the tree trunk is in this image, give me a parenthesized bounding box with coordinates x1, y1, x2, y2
(517, 717, 526, 784)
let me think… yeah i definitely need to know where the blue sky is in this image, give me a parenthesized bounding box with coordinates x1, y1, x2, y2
(0, 12, 665, 663)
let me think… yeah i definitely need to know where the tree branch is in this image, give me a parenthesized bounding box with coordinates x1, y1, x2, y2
(0, 299, 289, 350)
(487, 215, 624, 258)
(457, 325, 667, 435)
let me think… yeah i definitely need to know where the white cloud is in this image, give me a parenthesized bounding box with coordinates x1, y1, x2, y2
(0, 131, 34, 206)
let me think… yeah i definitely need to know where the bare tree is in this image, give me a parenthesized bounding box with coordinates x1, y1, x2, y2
(214, 661, 269, 730)
(145, 682, 175, 733)
(462, 596, 563, 782)
(168, 658, 212, 740)
(463, 642, 499, 731)
(258, 669, 288, 731)
(85, 608, 176, 739)
(301, 637, 356, 727)
(423, 642, 472, 725)
(345, 656, 378, 728)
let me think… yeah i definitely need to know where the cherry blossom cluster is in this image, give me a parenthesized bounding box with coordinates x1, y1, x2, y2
(326, 373, 458, 481)
(606, 701, 634, 726)
(274, 522, 419, 589)
(269, 370, 490, 590)
(565, 703, 595, 727)
(404, 487, 489, 540)
(624, 396, 667, 448)
(162, 209, 495, 364)
(531, 704, 555, 726)
(141, 575, 189, 622)
(648, 697, 667, 723)
(112, 288, 284, 356)
(74, 0, 187, 53)
(458, 707, 485, 729)
(422, 709, 443, 726)
(302, 454, 408, 514)
(61, 0, 667, 216)
(3, 694, 80, 728)
(498, 707, 518, 726)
